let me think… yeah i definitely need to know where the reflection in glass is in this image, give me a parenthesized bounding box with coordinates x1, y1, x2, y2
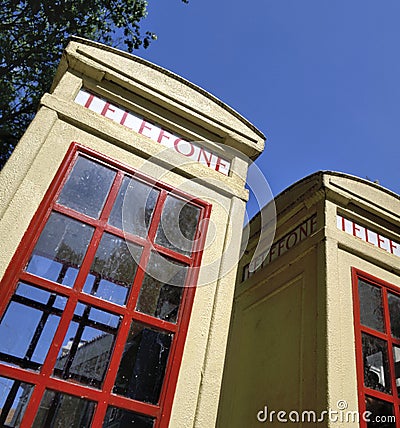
(388, 292, 400, 339)
(155, 196, 200, 255)
(0, 283, 66, 370)
(57, 156, 116, 218)
(393, 346, 400, 397)
(83, 233, 142, 305)
(53, 304, 120, 388)
(103, 406, 154, 428)
(26, 213, 94, 286)
(109, 176, 159, 237)
(0, 376, 34, 427)
(362, 333, 391, 394)
(136, 253, 187, 323)
(358, 279, 385, 333)
(33, 390, 95, 428)
(365, 396, 395, 428)
(113, 323, 173, 404)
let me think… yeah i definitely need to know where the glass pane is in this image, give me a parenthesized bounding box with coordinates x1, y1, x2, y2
(362, 333, 391, 394)
(103, 406, 154, 428)
(57, 156, 116, 218)
(109, 176, 159, 237)
(136, 252, 187, 323)
(0, 376, 34, 427)
(84, 233, 142, 306)
(33, 390, 95, 428)
(155, 196, 200, 255)
(365, 396, 395, 428)
(26, 213, 94, 286)
(393, 346, 400, 398)
(358, 279, 385, 333)
(113, 323, 173, 404)
(388, 292, 400, 339)
(0, 283, 66, 370)
(53, 304, 120, 388)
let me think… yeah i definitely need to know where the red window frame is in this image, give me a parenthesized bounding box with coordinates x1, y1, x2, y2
(0, 142, 211, 428)
(352, 268, 400, 427)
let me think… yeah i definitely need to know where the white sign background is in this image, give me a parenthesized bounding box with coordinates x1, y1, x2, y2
(75, 89, 231, 175)
(337, 214, 400, 258)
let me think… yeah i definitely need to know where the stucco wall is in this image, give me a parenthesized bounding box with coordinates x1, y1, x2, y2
(0, 38, 266, 428)
(218, 172, 400, 428)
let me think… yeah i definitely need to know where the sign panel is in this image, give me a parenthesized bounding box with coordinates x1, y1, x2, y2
(337, 214, 400, 258)
(75, 89, 230, 175)
(242, 215, 317, 281)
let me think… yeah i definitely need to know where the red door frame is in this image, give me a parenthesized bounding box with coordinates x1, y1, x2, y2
(352, 267, 400, 427)
(0, 142, 212, 428)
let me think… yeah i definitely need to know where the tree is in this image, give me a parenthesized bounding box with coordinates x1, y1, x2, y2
(0, 0, 187, 169)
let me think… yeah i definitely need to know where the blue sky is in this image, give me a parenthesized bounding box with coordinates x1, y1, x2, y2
(136, 0, 399, 218)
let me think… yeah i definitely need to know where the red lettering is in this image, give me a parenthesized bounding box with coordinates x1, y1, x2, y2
(268, 244, 276, 263)
(310, 216, 317, 233)
(174, 139, 195, 157)
(364, 227, 371, 243)
(377, 234, 386, 249)
(197, 148, 213, 167)
(389, 240, 398, 254)
(299, 224, 308, 240)
(138, 120, 153, 137)
(341, 216, 346, 231)
(277, 239, 285, 256)
(157, 129, 171, 144)
(215, 157, 228, 174)
(286, 232, 298, 250)
(84, 93, 95, 109)
(352, 222, 361, 238)
(120, 110, 129, 127)
(101, 102, 116, 118)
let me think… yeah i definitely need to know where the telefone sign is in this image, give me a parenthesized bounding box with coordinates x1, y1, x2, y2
(242, 215, 317, 281)
(75, 89, 230, 175)
(337, 214, 400, 258)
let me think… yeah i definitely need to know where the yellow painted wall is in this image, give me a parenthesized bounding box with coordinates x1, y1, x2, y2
(0, 38, 265, 428)
(218, 172, 400, 428)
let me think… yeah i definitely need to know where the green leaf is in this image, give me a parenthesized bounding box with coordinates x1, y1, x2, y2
(0, 0, 189, 168)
